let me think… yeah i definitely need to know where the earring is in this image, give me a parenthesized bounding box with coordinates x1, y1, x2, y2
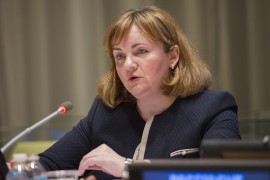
(170, 64, 175, 70)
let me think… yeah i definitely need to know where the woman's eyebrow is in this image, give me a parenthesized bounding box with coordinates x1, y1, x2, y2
(112, 47, 121, 51)
(112, 43, 147, 51)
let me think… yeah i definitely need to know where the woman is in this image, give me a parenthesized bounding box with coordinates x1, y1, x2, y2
(39, 6, 241, 179)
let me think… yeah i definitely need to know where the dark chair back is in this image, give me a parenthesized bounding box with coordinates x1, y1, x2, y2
(0, 151, 8, 179)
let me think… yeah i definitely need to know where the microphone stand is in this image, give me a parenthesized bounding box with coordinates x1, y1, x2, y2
(1, 108, 63, 153)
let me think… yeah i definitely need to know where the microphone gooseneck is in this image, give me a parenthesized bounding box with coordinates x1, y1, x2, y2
(1, 101, 73, 153)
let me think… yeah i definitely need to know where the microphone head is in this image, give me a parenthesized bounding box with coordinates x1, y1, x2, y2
(58, 101, 73, 114)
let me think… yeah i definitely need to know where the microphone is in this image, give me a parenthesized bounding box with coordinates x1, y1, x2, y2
(1, 101, 73, 153)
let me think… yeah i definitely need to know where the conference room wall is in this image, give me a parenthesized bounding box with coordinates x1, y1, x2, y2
(0, 0, 269, 149)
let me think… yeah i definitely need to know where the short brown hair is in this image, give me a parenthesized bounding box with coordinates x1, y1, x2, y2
(97, 6, 211, 108)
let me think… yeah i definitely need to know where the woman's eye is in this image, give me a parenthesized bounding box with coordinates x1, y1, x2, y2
(137, 49, 148, 54)
(114, 54, 125, 61)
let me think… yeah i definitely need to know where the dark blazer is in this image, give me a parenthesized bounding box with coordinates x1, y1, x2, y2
(39, 89, 241, 179)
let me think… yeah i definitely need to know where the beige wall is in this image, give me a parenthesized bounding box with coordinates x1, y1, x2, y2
(1, 0, 270, 145)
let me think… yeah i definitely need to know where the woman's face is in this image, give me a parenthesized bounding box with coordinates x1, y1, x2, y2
(112, 25, 178, 100)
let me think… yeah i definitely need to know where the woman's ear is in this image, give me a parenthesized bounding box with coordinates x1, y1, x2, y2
(169, 45, 180, 68)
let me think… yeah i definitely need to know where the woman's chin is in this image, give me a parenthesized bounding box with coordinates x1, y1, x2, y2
(130, 90, 152, 100)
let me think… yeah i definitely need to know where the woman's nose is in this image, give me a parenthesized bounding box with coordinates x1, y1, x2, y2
(125, 56, 138, 71)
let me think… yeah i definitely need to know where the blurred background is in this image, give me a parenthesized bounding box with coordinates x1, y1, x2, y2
(0, 0, 269, 157)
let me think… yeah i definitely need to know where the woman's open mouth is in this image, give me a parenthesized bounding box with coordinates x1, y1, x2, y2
(129, 76, 140, 82)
